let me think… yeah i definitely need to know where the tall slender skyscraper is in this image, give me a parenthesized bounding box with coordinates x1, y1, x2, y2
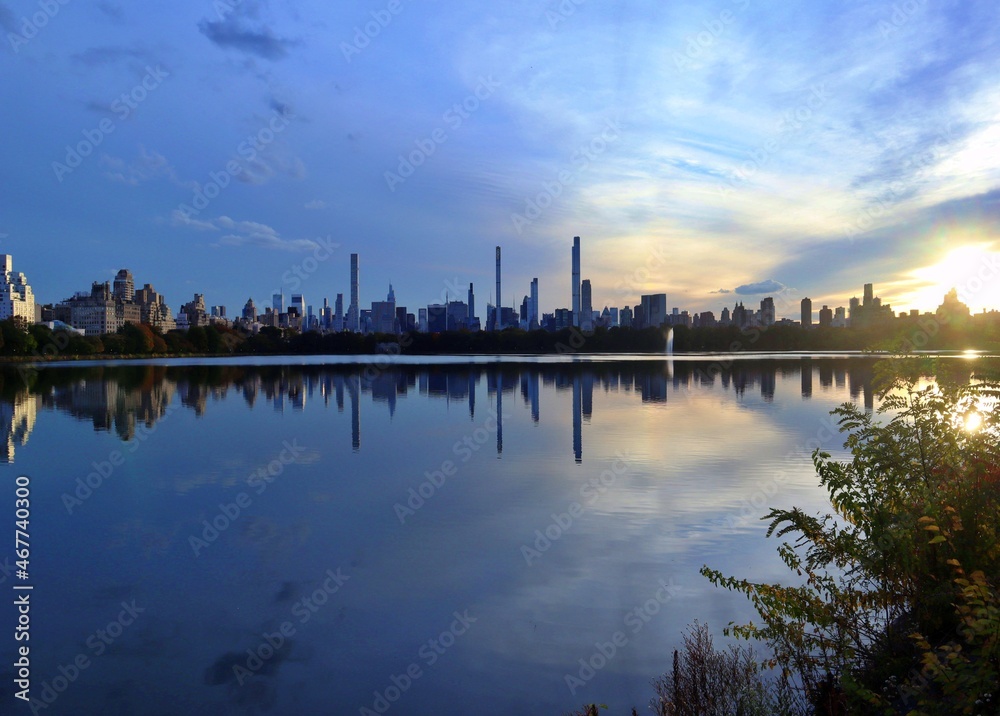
(494, 246, 501, 331)
(572, 236, 581, 328)
(529, 278, 539, 329)
(801, 297, 813, 328)
(468, 283, 475, 324)
(348, 253, 360, 332)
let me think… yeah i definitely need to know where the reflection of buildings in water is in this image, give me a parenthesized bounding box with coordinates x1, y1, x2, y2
(0, 392, 40, 463)
(520, 372, 539, 423)
(347, 374, 361, 452)
(760, 365, 776, 402)
(48, 372, 176, 440)
(20, 359, 884, 466)
(572, 374, 581, 463)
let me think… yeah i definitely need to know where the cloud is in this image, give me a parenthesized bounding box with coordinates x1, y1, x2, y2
(172, 213, 320, 252)
(710, 288, 732, 294)
(303, 200, 327, 210)
(95, 2, 124, 22)
(169, 210, 216, 231)
(72, 45, 154, 67)
(101, 147, 192, 188)
(734, 280, 787, 295)
(198, 9, 298, 60)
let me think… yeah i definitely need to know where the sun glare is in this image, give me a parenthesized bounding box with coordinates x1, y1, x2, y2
(907, 243, 1000, 314)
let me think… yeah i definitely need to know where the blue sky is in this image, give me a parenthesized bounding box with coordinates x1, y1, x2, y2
(2, 0, 999, 319)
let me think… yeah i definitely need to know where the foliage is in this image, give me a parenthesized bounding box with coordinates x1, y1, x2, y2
(650, 622, 807, 716)
(701, 360, 1000, 714)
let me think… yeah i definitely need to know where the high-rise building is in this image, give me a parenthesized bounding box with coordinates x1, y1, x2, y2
(242, 297, 256, 321)
(348, 253, 360, 331)
(529, 278, 539, 330)
(113, 269, 134, 302)
(619, 305, 633, 328)
(819, 305, 833, 327)
(427, 304, 447, 333)
(291, 294, 305, 318)
(335, 293, 344, 331)
(833, 306, 847, 327)
(0, 255, 35, 325)
(272, 292, 284, 314)
(468, 283, 475, 327)
(640, 293, 668, 328)
(494, 246, 501, 331)
(849, 296, 860, 325)
(801, 297, 813, 327)
(863, 283, 874, 307)
(571, 236, 581, 328)
(581, 279, 593, 331)
(760, 296, 775, 326)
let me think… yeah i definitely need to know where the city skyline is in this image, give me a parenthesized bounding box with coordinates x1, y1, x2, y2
(2, 2, 998, 320)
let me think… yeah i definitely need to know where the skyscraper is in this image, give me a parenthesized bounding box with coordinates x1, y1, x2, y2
(801, 297, 813, 327)
(494, 246, 501, 331)
(348, 253, 360, 332)
(529, 277, 539, 330)
(863, 283, 874, 307)
(571, 236, 581, 328)
(335, 293, 344, 331)
(468, 283, 475, 326)
(272, 292, 283, 314)
(760, 296, 775, 326)
(113, 269, 134, 302)
(0, 255, 35, 324)
(581, 279, 593, 331)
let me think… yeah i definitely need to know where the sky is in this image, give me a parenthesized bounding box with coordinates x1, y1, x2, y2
(2, 0, 1000, 320)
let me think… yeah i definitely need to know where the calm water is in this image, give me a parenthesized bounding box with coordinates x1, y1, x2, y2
(0, 357, 902, 714)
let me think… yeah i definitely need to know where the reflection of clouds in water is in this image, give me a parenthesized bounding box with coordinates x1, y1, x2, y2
(239, 516, 310, 561)
(107, 518, 177, 559)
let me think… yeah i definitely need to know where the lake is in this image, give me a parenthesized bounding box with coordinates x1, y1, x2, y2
(0, 355, 969, 714)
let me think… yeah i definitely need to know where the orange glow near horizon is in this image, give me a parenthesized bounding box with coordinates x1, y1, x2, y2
(895, 242, 1000, 314)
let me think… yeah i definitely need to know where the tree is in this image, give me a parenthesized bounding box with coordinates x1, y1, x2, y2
(702, 359, 1000, 714)
(0, 318, 38, 356)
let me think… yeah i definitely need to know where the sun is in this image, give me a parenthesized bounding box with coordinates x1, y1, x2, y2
(905, 243, 1000, 314)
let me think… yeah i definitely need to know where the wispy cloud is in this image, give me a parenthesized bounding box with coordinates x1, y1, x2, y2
(171, 213, 321, 252)
(198, 3, 298, 60)
(735, 280, 786, 296)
